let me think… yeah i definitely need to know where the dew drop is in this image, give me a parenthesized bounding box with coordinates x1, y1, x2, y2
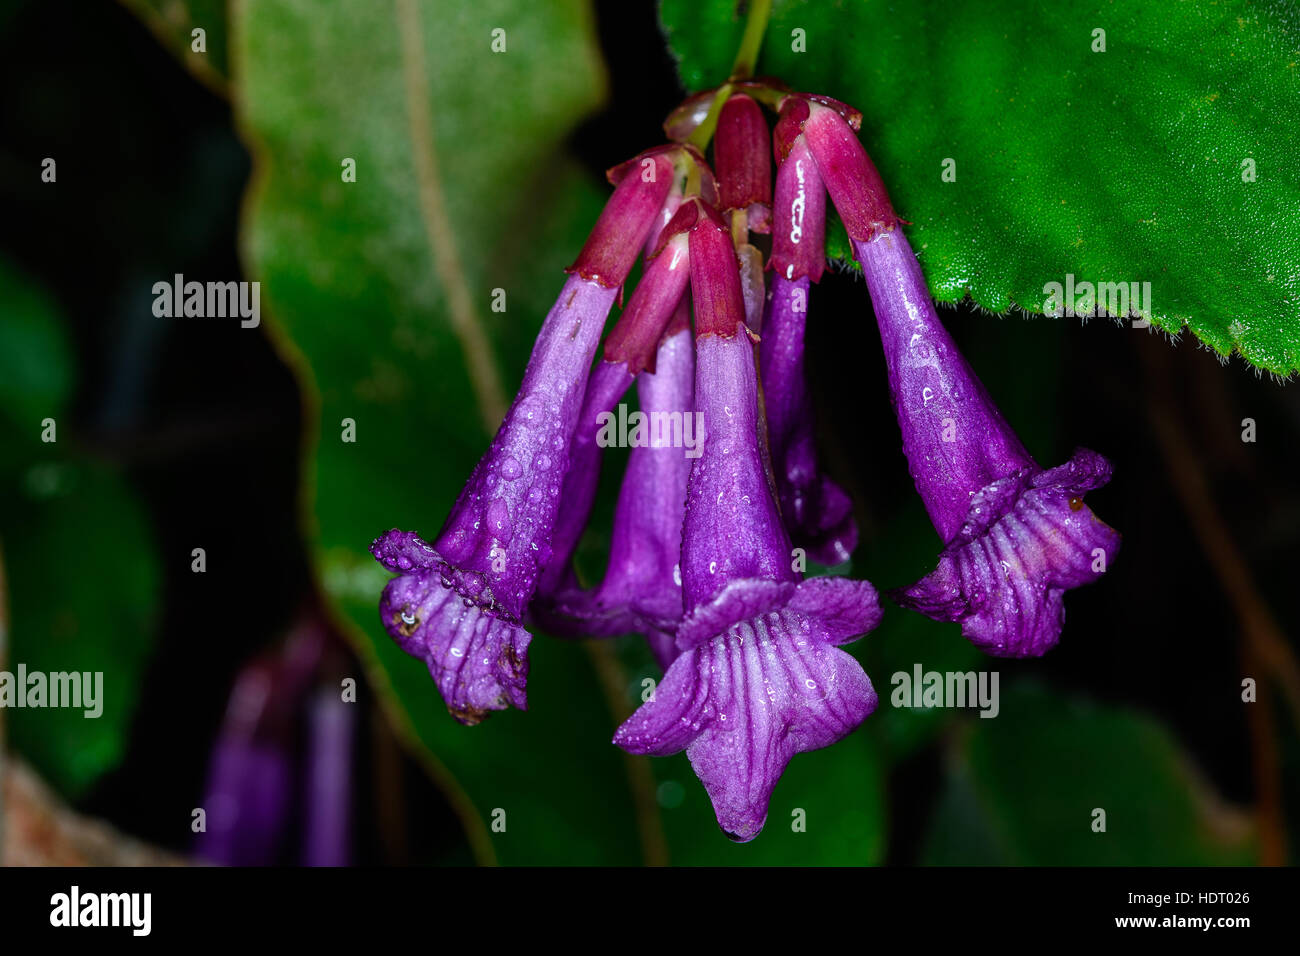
(500, 457, 522, 480)
(486, 497, 512, 540)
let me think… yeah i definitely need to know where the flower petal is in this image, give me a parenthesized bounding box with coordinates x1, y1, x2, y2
(893, 449, 1121, 657)
(615, 608, 876, 841)
(675, 577, 795, 652)
(787, 575, 882, 644)
(375, 534, 531, 723)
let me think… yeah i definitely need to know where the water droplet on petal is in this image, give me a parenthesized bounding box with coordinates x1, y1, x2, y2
(486, 498, 512, 541)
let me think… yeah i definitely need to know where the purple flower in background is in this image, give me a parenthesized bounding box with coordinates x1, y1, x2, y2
(194, 654, 295, 866)
(372, 153, 673, 723)
(613, 202, 881, 841)
(801, 102, 1120, 657)
(759, 100, 858, 565)
(196, 622, 354, 867)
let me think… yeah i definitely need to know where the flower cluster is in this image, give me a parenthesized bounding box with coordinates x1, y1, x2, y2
(371, 84, 1119, 841)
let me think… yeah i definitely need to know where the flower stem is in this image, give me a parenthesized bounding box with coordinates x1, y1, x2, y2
(729, 0, 772, 80)
(684, 0, 772, 152)
(685, 82, 733, 152)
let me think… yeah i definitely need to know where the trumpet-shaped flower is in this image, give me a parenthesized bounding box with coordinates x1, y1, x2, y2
(801, 102, 1120, 656)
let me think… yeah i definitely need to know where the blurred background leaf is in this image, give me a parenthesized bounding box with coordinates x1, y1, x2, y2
(660, 0, 1300, 374)
(230, 0, 667, 863)
(118, 0, 229, 90)
(922, 683, 1255, 864)
(0, 259, 161, 798)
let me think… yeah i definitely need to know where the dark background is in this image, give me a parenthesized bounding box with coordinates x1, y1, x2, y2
(1, 0, 1296, 865)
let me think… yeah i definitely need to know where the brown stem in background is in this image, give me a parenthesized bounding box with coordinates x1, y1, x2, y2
(1238, 637, 1284, 865)
(584, 642, 669, 866)
(1142, 342, 1295, 865)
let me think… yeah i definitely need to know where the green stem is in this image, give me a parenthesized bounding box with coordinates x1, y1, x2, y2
(729, 0, 772, 81)
(685, 82, 733, 152)
(684, 0, 773, 152)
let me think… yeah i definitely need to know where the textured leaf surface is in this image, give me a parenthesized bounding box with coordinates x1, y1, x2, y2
(661, 0, 1300, 373)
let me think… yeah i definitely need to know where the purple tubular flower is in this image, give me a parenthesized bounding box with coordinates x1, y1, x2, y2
(372, 155, 673, 724)
(538, 201, 693, 598)
(715, 94, 772, 234)
(760, 117, 858, 565)
(802, 103, 1120, 657)
(537, 306, 695, 670)
(534, 358, 634, 597)
(614, 206, 881, 841)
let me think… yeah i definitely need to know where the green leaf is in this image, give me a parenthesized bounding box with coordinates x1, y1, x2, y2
(921, 683, 1255, 864)
(661, 0, 1300, 374)
(232, 0, 671, 863)
(0, 260, 161, 798)
(655, 727, 888, 864)
(120, 0, 230, 91)
(0, 263, 73, 448)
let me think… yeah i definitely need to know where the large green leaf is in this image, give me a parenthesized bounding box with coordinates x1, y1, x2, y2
(922, 684, 1255, 864)
(661, 0, 1300, 374)
(0, 261, 161, 798)
(231, 0, 673, 863)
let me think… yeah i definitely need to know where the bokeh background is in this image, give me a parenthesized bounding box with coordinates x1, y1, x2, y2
(0, 0, 1297, 865)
